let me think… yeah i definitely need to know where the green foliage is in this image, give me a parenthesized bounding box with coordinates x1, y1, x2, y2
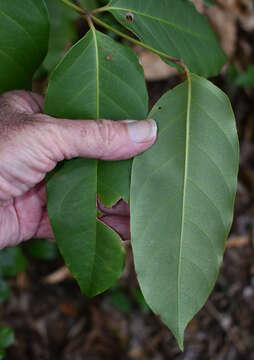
(0, 279, 10, 304)
(25, 239, 59, 261)
(46, 159, 126, 296)
(131, 73, 239, 349)
(45, 28, 148, 296)
(0, 327, 14, 351)
(0, 0, 239, 350)
(78, 0, 100, 10)
(133, 287, 150, 313)
(0, 0, 49, 93)
(234, 65, 254, 87)
(0, 247, 27, 277)
(108, 0, 226, 76)
(43, 0, 78, 72)
(109, 290, 132, 313)
(202, 0, 215, 6)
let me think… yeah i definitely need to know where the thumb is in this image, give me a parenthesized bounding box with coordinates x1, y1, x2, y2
(51, 117, 157, 161)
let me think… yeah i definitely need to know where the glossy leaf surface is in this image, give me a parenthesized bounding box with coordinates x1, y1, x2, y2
(109, 0, 226, 77)
(46, 29, 148, 296)
(0, 0, 49, 93)
(131, 74, 239, 348)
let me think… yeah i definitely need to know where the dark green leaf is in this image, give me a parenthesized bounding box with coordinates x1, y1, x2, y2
(234, 65, 254, 87)
(46, 158, 125, 296)
(98, 159, 132, 205)
(43, 0, 78, 72)
(133, 287, 150, 313)
(0, 0, 49, 93)
(0, 279, 10, 303)
(94, 12, 128, 37)
(78, 0, 100, 10)
(0, 247, 27, 277)
(108, 0, 226, 77)
(109, 291, 131, 313)
(0, 327, 14, 349)
(25, 239, 58, 261)
(45, 29, 147, 120)
(131, 73, 239, 349)
(0, 349, 5, 360)
(202, 0, 215, 6)
(46, 29, 147, 296)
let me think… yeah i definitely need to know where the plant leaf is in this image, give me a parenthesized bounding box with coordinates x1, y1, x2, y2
(0, 0, 49, 93)
(45, 29, 148, 296)
(98, 159, 132, 205)
(79, 0, 100, 10)
(46, 159, 126, 296)
(131, 73, 239, 349)
(234, 65, 254, 88)
(25, 239, 59, 261)
(201, 0, 215, 6)
(0, 327, 14, 349)
(0, 247, 27, 277)
(108, 0, 226, 77)
(43, 0, 78, 73)
(0, 279, 10, 304)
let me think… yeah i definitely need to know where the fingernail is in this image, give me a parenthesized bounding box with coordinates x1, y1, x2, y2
(127, 119, 157, 143)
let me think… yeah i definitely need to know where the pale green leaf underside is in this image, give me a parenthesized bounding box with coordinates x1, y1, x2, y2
(109, 0, 226, 77)
(0, 0, 49, 93)
(131, 73, 239, 348)
(46, 29, 148, 295)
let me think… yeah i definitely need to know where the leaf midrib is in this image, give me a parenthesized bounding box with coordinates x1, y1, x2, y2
(87, 27, 100, 294)
(177, 76, 191, 341)
(92, 27, 100, 119)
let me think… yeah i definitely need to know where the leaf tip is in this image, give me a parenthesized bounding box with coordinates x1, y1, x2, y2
(177, 336, 184, 352)
(171, 327, 185, 352)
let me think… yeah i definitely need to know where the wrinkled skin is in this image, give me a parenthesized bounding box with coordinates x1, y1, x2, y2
(0, 91, 156, 249)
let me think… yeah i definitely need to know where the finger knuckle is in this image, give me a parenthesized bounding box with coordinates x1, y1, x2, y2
(94, 119, 117, 153)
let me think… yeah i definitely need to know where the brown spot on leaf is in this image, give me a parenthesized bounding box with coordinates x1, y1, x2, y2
(106, 55, 116, 61)
(125, 12, 134, 22)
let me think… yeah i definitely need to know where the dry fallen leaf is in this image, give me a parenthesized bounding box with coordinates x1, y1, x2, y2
(134, 46, 177, 81)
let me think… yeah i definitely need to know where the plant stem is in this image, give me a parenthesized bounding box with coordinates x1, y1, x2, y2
(58, 0, 190, 77)
(91, 5, 111, 14)
(91, 14, 189, 77)
(59, 0, 87, 15)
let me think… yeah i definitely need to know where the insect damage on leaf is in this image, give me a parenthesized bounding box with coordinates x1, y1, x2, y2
(125, 12, 134, 22)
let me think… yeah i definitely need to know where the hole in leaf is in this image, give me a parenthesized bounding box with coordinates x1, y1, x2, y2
(125, 12, 134, 22)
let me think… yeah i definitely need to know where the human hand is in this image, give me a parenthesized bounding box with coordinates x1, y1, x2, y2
(0, 91, 157, 249)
